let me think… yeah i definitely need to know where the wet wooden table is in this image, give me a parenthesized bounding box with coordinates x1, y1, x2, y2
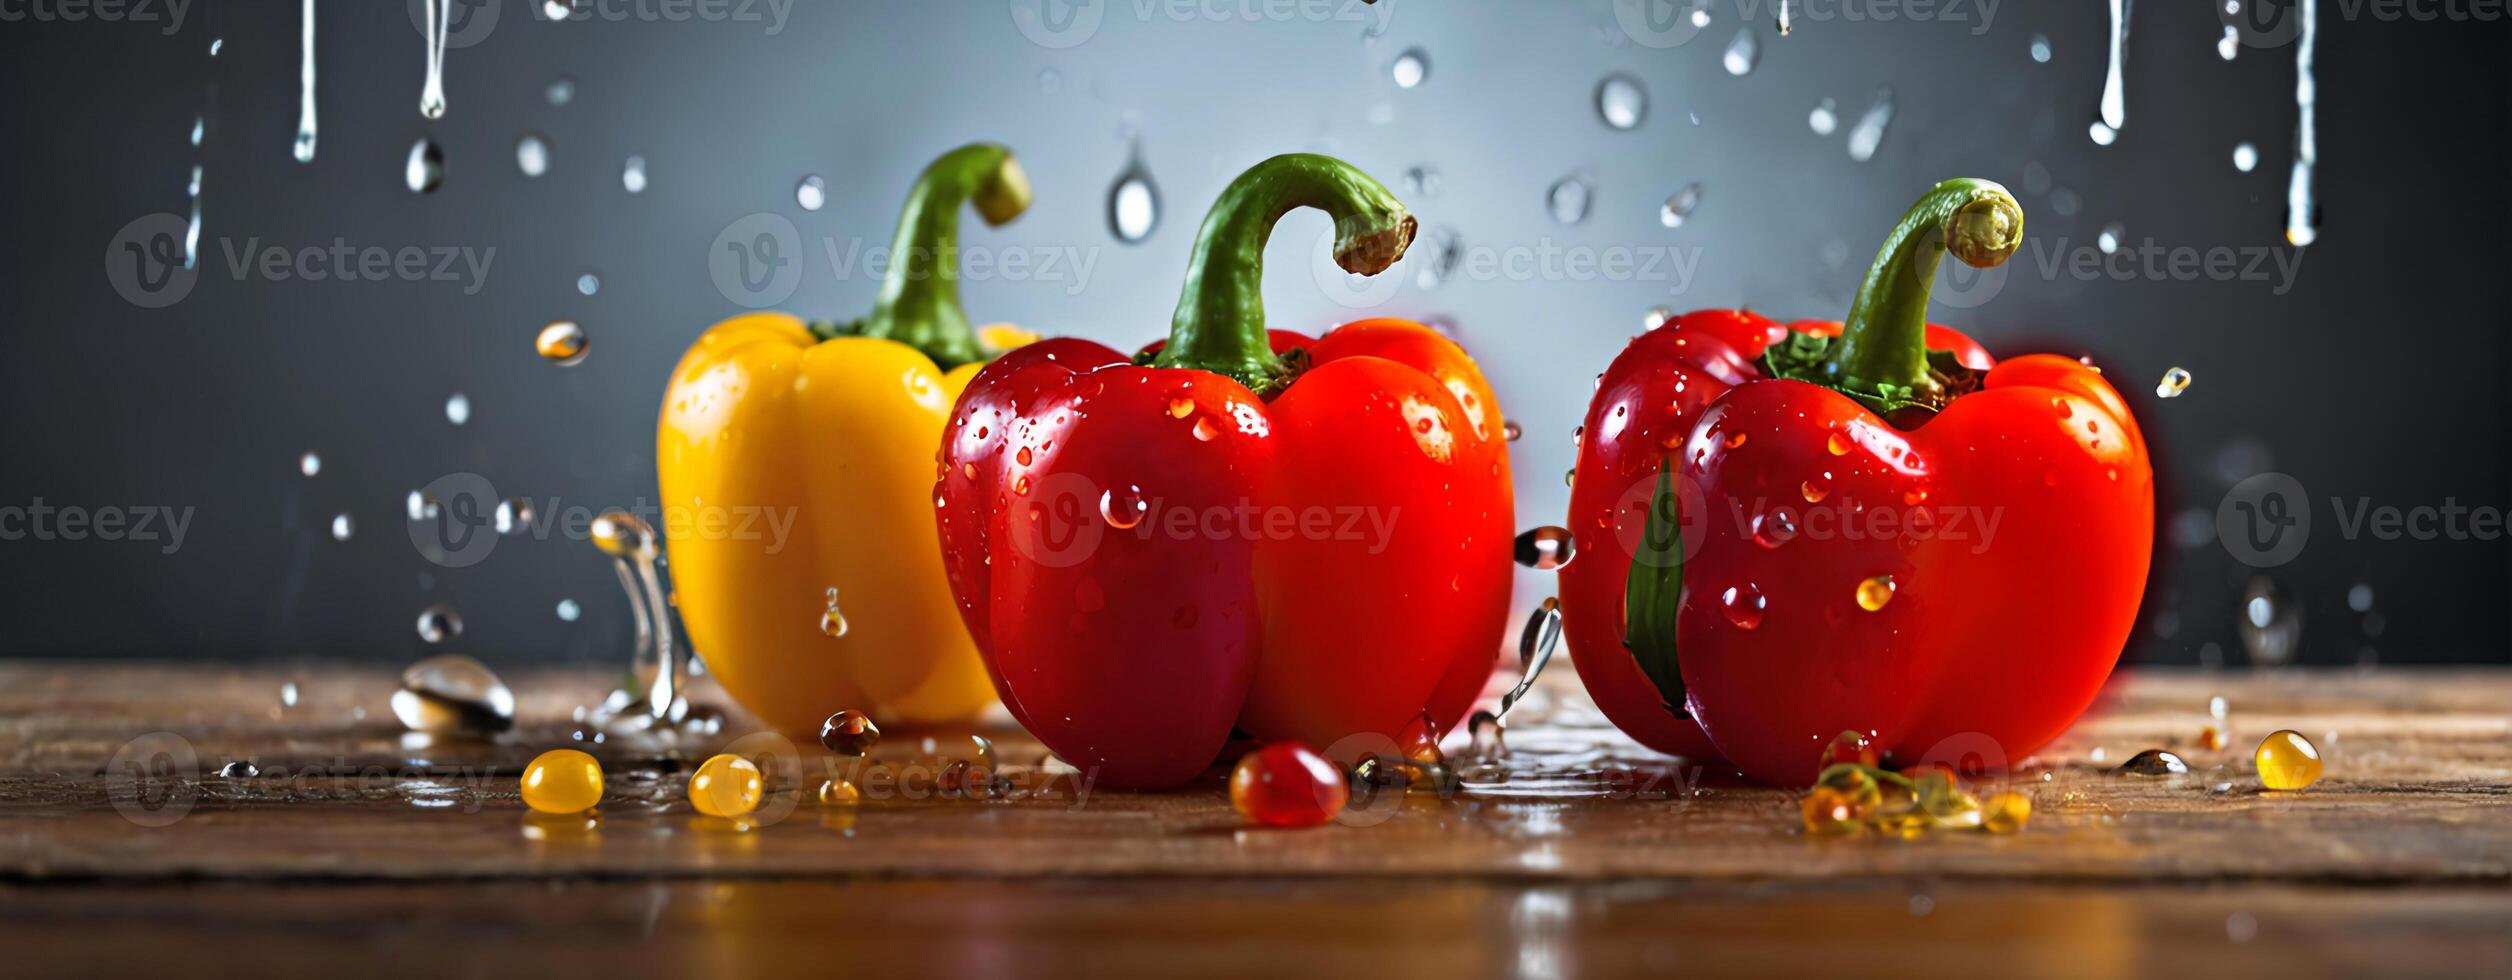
(1, 660, 2507, 978)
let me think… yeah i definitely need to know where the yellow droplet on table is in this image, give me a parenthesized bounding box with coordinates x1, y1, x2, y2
(690, 753, 764, 817)
(1855, 574, 1896, 612)
(1800, 787, 1860, 836)
(1981, 791, 2031, 833)
(2255, 730, 2322, 790)
(817, 778, 861, 806)
(521, 748, 605, 815)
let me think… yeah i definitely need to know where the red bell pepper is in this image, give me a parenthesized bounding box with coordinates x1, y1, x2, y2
(1559, 178, 2152, 784)
(935, 154, 1514, 788)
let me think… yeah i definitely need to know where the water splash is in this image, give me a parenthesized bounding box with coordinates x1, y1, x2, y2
(2285, 0, 2318, 247)
(1499, 598, 1563, 719)
(292, 0, 316, 163)
(419, 0, 449, 120)
(2092, 0, 2132, 144)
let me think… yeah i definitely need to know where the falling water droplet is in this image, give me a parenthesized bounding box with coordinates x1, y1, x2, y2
(1721, 28, 1759, 76)
(1776, 0, 1792, 35)
(1500, 598, 1563, 717)
(621, 156, 648, 194)
(819, 587, 850, 638)
(542, 0, 579, 19)
(1658, 183, 1703, 228)
(1503, 420, 1522, 442)
(1595, 73, 1648, 130)
(392, 653, 515, 735)
(537, 321, 589, 366)
(1107, 144, 1161, 244)
(2097, 223, 2126, 254)
(1846, 87, 1894, 162)
(2238, 576, 2302, 666)
(2030, 33, 2052, 63)
(2218, 25, 2241, 60)
(1856, 574, 1897, 612)
(1389, 47, 1430, 89)
(494, 498, 537, 535)
(796, 175, 826, 211)
(406, 490, 440, 523)
(1546, 174, 1592, 225)
(210, 37, 223, 56)
(556, 598, 582, 622)
(293, 0, 317, 163)
(546, 76, 576, 107)
(299, 452, 322, 477)
(415, 604, 464, 644)
(2094, 0, 2131, 139)
(2233, 142, 2259, 173)
(444, 392, 470, 425)
(1808, 97, 1838, 135)
(330, 514, 354, 541)
(1752, 509, 1798, 549)
(2348, 582, 2374, 613)
(2156, 366, 2192, 398)
(406, 137, 445, 194)
(2285, 0, 2319, 247)
(190, 115, 204, 148)
(419, 0, 450, 120)
(576, 273, 601, 296)
(515, 133, 550, 178)
(1513, 527, 1576, 570)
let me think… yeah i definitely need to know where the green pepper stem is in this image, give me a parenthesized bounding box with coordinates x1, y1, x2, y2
(1822, 178, 2023, 405)
(1153, 153, 1414, 394)
(855, 142, 1033, 368)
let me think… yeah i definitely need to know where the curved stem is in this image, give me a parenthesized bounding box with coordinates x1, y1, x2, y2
(857, 142, 1033, 368)
(1152, 153, 1414, 394)
(1822, 178, 2023, 406)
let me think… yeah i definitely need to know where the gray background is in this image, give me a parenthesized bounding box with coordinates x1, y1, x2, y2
(0, 0, 2503, 667)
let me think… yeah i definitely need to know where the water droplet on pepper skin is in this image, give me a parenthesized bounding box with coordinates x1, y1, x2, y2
(1720, 584, 1766, 630)
(1855, 575, 1896, 612)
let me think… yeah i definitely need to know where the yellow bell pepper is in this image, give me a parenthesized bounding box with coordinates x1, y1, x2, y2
(656, 143, 1033, 733)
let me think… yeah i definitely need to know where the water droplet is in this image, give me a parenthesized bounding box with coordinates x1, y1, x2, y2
(556, 598, 582, 622)
(1514, 527, 1576, 570)
(621, 156, 648, 194)
(2233, 142, 2259, 173)
(537, 321, 589, 366)
(1644, 306, 1674, 331)
(330, 513, 354, 541)
(494, 498, 536, 535)
(1846, 87, 1894, 162)
(443, 392, 470, 426)
(293, 0, 316, 163)
(1658, 182, 1703, 228)
(2029, 33, 2051, 63)
(1826, 432, 1852, 456)
(590, 511, 658, 560)
(1752, 509, 1798, 549)
(1721, 28, 1759, 76)
(1467, 710, 1505, 759)
(546, 76, 576, 107)
(2218, 25, 2241, 61)
(542, 0, 579, 19)
(2096, 0, 2129, 136)
(515, 133, 550, 178)
(1107, 148, 1161, 244)
(1503, 420, 1523, 442)
(1389, 47, 1430, 89)
(210, 37, 223, 56)
(2089, 120, 2118, 147)
(2115, 748, 2190, 776)
(2347, 582, 2374, 613)
(405, 490, 440, 523)
(1776, 0, 1792, 35)
(418, 0, 449, 119)
(1100, 487, 1148, 529)
(1546, 174, 1592, 225)
(1500, 598, 1563, 717)
(1800, 480, 1829, 503)
(1191, 417, 1220, 441)
(1720, 584, 1766, 630)
(2238, 576, 2301, 666)
(2284, 0, 2320, 247)
(2097, 223, 2125, 254)
(406, 137, 445, 194)
(220, 761, 258, 778)
(392, 653, 515, 735)
(576, 273, 601, 296)
(819, 587, 850, 638)
(796, 175, 826, 212)
(1808, 97, 1838, 135)
(2156, 367, 2191, 398)
(190, 115, 204, 148)
(1595, 73, 1648, 130)
(299, 452, 322, 477)
(415, 604, 464, 644)
(1856, 574, 1896, 612)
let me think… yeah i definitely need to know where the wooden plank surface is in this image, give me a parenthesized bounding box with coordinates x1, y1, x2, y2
(1, 661, 2508, 976)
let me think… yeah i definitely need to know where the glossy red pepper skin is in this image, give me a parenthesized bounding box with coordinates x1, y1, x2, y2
(1562, 179, 2152, 784)
(934, 156, 1511, 788)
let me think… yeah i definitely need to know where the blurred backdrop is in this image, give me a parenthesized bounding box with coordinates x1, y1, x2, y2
(0, 0, 2504, 668)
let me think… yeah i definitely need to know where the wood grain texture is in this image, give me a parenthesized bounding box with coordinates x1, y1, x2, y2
(0, 661, 2506, 976)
